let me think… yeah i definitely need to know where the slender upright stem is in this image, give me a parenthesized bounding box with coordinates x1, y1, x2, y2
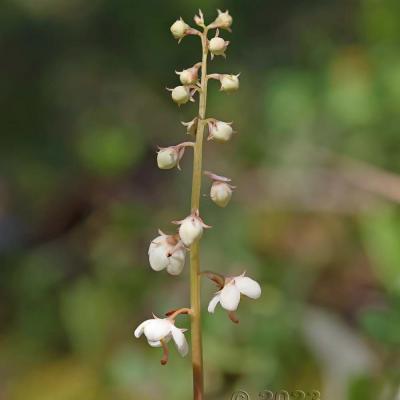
(190, 27, 209, 400)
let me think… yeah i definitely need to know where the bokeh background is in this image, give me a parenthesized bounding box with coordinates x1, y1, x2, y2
(1, 0, 400, 399)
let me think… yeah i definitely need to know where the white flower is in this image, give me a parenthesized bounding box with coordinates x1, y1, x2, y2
(157, 147, 179, 169)
(208, 30, 229, 60)
(211, 9, 233, 31)
(210, 182, 233, 208)
(134, 316, 188, 363)
(220, 74, 240, 92)
(170, 18, 189, 40)
(167, 85, 193, 105)
(172, 210, 211, 247)
(148, 231, 186, 275)
(204, 171, 236, 208)
(156, 142, 194, 171)
(207, 120, 234, 142)
(176, 63, 201, 85)
(208, 273, 261, 313)
(209, 37, 228, 57)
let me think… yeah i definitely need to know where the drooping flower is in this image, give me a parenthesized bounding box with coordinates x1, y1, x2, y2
(175, 62, 201, 85)
(220, 74, 240, 92)
(156, 142, 194, 170)
(207, 272, 261, 322)
(170, 18, 189, 40)
(167, 85, 195, 105)
(208, 29, 229, 60)
(210, 9, 233, 31)
(148, 230, 186, 275)
(211, 182, 232, 207)
(157, 147, 179, 169)
(207, 119, 234, 142)
(208, 73, 240, 92)
(204, 171, 236, 208)
(172, 209, 211, 247)
(134, 315, 188, 364)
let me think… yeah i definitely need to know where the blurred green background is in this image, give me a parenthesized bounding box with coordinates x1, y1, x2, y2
(1, 0, 400, 399)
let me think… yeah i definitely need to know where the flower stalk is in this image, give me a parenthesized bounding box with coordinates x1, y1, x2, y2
(189, 26, 209, 400)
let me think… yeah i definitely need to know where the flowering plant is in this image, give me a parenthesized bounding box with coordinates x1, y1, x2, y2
(135, 10, 261, 399)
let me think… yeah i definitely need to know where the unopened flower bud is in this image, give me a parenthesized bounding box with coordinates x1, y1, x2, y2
(181, 117, 198, 135)
(210, 182, 233, 208)
(179, 216, 202, 246)
(176, 63, 201, 85)
(157, 147, 179, 169)
(204, 171, 235, 208)
(194, 9, 205, 28)
(220, 74, 240, 92)
(170, 18, 189, 40)
(212, 9, 233, 31)
(207, 120, 234, 142)
(168, 86, 192, 105)
(156, 142, 194, 171)
(148, 231, 186, 275)
(208, 30, 229, 59)
(172, 210, 211, 247)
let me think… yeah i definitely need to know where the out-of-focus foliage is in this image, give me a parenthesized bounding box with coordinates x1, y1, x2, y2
(1, 0, 400, 399)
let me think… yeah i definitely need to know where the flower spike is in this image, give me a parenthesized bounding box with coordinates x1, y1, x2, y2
(138, 10, 260, 393)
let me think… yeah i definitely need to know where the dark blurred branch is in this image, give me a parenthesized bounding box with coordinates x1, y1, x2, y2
(324, 148, 400, 204)
(239, 147, 400, 213)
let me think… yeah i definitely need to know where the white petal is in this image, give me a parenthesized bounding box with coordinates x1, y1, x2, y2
(210, 182, 232, 207)
(147, 333, 171, 347)
(134, 319, 151, 338)
(234, 276, 262, 299)
(171, 326, 188, 356)
(148, 235, 164, 255)
(166, 249, 186, 275)
(207, 294, 221, 313)
(147, 340, 162, 347)
(148, 238, 169, 271)
(143, 318, 172, 342)
(220, 283, 241, 311)
(149, 248, 168, 271)
(179, 217, 203, 246)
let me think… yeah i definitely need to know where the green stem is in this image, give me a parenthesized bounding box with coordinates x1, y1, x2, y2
(190, 27, 209, 400)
